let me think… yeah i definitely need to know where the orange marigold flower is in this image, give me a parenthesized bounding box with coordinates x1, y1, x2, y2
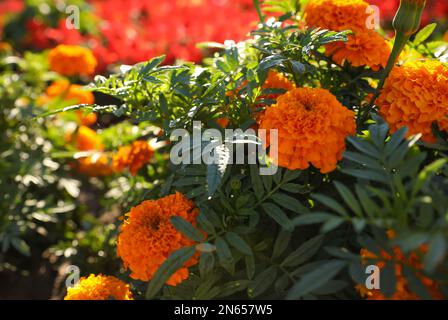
(304, 0, 371, 32)
(216, 117, 230, 128)
(64, 274, 133, 300)
(259, 87, 356, 173)
(48, 45, 97, 76)
(261, 70, 295, 101)
(325, 29, 391, 71)
(377, 60, 448, 143)
(117, 192, 201, 285)
(76, 126, 104, 151)
(113, 140, 154, 176)
(357, 237, 443, 300)
(77, 154, 114, 177)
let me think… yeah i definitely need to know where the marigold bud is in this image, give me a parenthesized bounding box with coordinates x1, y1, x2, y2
(393, 0, 427, 36)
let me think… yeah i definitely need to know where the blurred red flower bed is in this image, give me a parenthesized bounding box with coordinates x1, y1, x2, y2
(0, 0, 256, 72)
(369, 0, 448, 25)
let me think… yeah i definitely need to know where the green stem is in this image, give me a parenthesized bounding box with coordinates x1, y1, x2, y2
(358, 32, 410, 129)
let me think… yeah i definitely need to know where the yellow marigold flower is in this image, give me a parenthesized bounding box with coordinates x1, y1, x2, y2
(64, 274, 133, 300)
(444, 32, 448, 42)
(113, 140, 154, 176)
(357, 235, 442, 300)
(117, 192, 201, 286)
(40, 79, 97, 126)
(325, 29, 391, 71)
(259, 87, 356, 173)
(77, 154, 114, 177)
(48, 45, 97, 76)
(377, 60, 448, 143)
(304, 0, 371, 32)
(76, 126, 104, 151)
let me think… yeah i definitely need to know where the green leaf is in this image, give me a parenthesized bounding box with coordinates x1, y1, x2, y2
(146, 247, 195, 298)
(343, 151, 384, 170)
(11, 238, 30, 256)
(334, 181, 362, 217)
(215, 237, 235, 275)
(248, 266, 278, 298)
(280, 183, 309, 194)
(402, 265, 431, 300)
(218, 280, 250, 298)
(250, 164, 265, 200)
(272, 192, 309, 214)
(355, 185, 379, 219)
(340, 169, 388, 184)
(282, 170, 301, 182)
(292, 212, 334, 226)
(281, 234, 324, 267)
(312, 280, 348, 295)
(170, 216, 204, 242)
(199, 253, 215, 277)
(413, 23, 437, 45)
(225, 232, 253, 256)
(245, 254, 256, 280)
(320, 217, 344, 233)
(347, 136, 380, 158)
(380, 262, 396, 298)
(261, 202, 293, 230)
(384, 126, 408, 157)
(424, 233, 446, 273)
(312, 193, 348, 217)
(412, 159, 447, 196)
(272, 230, 292, 259)
(286, 260, 347, 299)
(139, 55, 165, 75)
(349, 260, 365, 284)
(197, 211, 216, 235)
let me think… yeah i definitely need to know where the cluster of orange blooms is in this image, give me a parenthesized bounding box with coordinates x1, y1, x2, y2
(64, 274, 133, 300)
(356, 232, 443, 300)
(48, 44, 97, 77)
(73, 126, 154, 177)
(259, 87, 356, 173)
(113, 141, 155, 176)
(378, 60, 448, 143)
(117, 192, 201, 286)
(304, 0, 391, 71)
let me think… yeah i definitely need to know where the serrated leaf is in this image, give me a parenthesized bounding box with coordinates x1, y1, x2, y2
(225, 232, 252, 256)
(424, 233, 446, 273)
(261, 202, 293, 230)
(334, 181, 362, 217)
(312, 193, 348, 217)
(286, 260, 346, 299)
(292, 212, 334, 226)
(249, 266, 278, 298)
(215, 237, 235, 275)
(170, 216, 204, 242)
(199, 252, 215, 277)
(250, 164, 265, 200)
(281, 234, 324, 267)
(272, 230, 292, 259)
(272, 192, 309, 214)
(146, 246, 195, 298)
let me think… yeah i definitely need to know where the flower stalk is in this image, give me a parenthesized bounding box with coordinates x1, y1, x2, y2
(360, 0, 427, 126)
